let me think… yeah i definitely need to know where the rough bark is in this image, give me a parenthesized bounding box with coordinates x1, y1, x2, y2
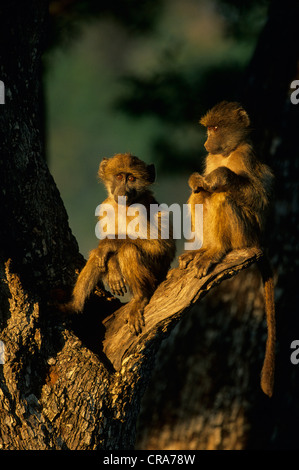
(0, 1, 83, 296)
(0, 245, 262, 450)
(136, 267, 271, 451)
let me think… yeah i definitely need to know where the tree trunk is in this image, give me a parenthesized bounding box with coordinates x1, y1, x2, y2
(0, 1, 269, 451)
(136, 0, 299, 450)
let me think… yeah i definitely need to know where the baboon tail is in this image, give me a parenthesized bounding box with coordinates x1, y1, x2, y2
(258, 256, 276, 397)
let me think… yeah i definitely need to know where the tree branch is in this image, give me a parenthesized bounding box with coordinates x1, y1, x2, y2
(103, 247, 264, 369)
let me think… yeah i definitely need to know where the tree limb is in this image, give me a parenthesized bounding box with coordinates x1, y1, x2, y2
(103, 247, 264, 369)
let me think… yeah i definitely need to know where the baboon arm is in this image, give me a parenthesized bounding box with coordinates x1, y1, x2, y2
(204, 166, 249, 192)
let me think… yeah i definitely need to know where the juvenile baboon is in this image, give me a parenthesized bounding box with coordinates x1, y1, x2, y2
(67, 153, 176, 334)
(179, 101, 275, 397)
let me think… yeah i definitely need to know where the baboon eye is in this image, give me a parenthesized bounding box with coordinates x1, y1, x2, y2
(208, 126, 218, 132)
(128, 175, 136, 182)
(116, 173, 123, 180)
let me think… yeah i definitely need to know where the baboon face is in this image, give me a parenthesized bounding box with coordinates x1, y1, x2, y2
(99, 153, 156, 204)
(200, 101, 251, 156)
(204, 126, 224, 154)
(110, 171, 140, 204)
(204, 125, 249, 156)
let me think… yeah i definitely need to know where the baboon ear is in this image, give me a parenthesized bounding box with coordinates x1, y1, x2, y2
(147, 163, 156, 183)
(238, 109, 250, 127)
(98, 157, 109, 179)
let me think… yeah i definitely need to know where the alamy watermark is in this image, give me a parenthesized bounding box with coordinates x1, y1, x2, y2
(0, 80, 4, 104)
(95, 197, 203, 251)
(0, 340, 5, 364)
(290, 340, 299, 365)
(290, 80, 299, 104)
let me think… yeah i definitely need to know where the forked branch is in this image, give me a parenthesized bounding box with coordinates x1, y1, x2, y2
(103, 247, 263, 369)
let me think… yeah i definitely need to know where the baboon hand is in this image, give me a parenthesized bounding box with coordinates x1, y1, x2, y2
(107, 272, 127, 297)
(192, 253, 214, 279)
(188, 172, 208, 192)
(96, 250, 111, 271)
(179, 251, 195, 269)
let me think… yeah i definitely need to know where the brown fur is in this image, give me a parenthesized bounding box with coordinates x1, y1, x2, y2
(179, 101, 276, 396)
(68, 153, 176, 334)
(258, 257, 276, 397)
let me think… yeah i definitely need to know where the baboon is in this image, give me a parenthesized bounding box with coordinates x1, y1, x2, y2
(179, 101, 275, 397)
(67, 153, 176, 334)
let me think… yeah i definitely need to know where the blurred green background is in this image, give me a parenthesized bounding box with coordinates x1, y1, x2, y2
(45, 0, 268, 258)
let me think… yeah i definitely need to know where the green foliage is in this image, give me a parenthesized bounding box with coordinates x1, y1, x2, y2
(47, 0, 163, 49)
(216, 0, 269, 40)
